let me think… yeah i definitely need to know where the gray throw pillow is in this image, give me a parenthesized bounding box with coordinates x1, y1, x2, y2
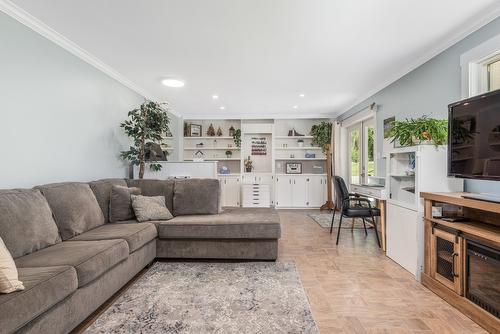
(131, 195, 173, 222)
(109, 186, 141, 222)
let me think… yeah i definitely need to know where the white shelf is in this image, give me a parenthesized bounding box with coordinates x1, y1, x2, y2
(184, 136, 234, 139)
(275, 173, 326, 176)
(275, 136, 314, 139)
(275, 147, 321, 150)
(390, 174, 415, 178)
(184, 158, 241, 161)
(275, 158, 326, 161)
(218, 173, 241, 176)
(184, 147, 240, 150)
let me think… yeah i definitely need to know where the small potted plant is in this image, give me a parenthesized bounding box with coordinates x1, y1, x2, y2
(389, 116, 448, 147)
(297, 138, 304, 147)
(244, 156, 253, 172)
(225, 150, 233, 159)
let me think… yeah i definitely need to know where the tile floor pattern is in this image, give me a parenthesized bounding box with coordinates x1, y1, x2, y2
(277, 210, 486, 334)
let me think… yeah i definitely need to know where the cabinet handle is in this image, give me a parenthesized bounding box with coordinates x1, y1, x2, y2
(320, 179, 322, 184)
(307, 178, 309, 182)
(452, 253, 459, 278)
(289, 179, 291, 184)
(294, 180, 296, 184)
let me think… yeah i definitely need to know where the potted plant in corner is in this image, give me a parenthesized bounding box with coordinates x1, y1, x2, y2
(389, 116, 447, 147)
(225, 150, 233, 159)
(311, 121, 333, 210)
(120, 100, 170, 179)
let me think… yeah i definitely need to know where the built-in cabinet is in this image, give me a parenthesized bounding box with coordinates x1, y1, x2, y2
(179, 118, 330, 208)
(275, 175, 327, 208)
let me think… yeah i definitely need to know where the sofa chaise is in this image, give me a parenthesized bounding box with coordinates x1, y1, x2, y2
(0, 178, 281, 334)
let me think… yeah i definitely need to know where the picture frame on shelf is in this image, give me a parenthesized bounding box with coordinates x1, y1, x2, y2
(188, 124, 202, 137)
(286, 162, 302, 174)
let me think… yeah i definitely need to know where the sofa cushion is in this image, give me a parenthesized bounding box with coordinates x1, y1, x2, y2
(173, 178, 220, 216)
(15, 240, 128, 287)
(0, 265, 77, 334)
(36, 182, 105, 240)
(0, 236, 25, 293)
(109, 185, 141, 222)
(70, 223, 157, 253)
(0, 189, 61, 258)
(159, 208, 281, 239)
(89, 178, 127, 222)
(126, 179, 175, 212)
(131, 195, 173, 222)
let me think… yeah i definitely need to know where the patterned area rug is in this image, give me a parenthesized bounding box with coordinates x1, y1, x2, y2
(85, 262, 319, 334)
(308, 212, 373, 229)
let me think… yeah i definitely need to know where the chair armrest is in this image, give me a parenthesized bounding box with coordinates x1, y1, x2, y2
(347, 197, 373, 209)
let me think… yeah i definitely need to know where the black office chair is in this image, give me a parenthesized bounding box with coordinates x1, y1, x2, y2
(330, 176, 381, 247)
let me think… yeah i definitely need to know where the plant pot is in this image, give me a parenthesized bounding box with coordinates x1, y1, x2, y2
(226, 154, 232, 159)
(245, 167, 252, 172)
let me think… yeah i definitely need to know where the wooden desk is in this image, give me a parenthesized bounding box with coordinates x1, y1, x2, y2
(350, 184, 387, 251)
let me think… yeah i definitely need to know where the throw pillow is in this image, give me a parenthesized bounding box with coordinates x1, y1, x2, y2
(0, 237, 24, 294)
(131, 195, 173, 222)
(109, 186, 141, 222)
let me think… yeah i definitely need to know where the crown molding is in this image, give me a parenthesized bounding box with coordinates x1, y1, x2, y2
(336, 2, 500, 120)
(0, 0, 181, 118)
(182, 113, 335, 120)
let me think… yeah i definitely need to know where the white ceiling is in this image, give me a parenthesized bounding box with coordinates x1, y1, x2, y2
(8, 0, 500, 118)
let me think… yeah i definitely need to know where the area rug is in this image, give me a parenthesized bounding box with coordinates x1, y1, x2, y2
(84, 262, 319, 334)
(308, 212, 373, 229)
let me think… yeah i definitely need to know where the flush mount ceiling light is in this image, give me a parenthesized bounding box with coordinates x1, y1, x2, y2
(293, 105, 298, 109)
(220, 106, 226, 110)
(299, 94, 305, 98)
(212, 94, 219, 100)
(161, 78, 185, 87)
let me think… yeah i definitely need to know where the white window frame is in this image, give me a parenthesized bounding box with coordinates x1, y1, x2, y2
(461, 33, 500, 98)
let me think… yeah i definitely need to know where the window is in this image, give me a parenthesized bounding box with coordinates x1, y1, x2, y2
(347, 118, 376, 185)
(461, 33, 500, 98)
(487, 58, 500, 91)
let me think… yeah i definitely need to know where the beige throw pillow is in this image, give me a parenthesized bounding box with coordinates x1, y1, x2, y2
(0, 237, 25, 294)
(131, 195, 173, 222)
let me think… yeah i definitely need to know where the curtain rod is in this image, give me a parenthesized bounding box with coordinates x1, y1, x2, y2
(337, 102, 377, 123)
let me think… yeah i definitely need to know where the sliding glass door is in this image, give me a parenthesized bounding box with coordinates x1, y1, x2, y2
(348, 118, 376, 185)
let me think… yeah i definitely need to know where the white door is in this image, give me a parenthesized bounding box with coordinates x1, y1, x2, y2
(386, 202, 419, 277)
(307, 176, 324, 207)
(292, 176, 308, 207)
(223, 177, 240, 207)
(275, 175, 292, 207)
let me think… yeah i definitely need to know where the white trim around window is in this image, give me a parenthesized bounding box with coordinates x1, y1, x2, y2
(461, 33, 500, 98)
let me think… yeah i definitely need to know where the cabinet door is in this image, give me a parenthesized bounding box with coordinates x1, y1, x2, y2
(275, 176, 292, 207)
(430, 227, 463, 294)
(307, 176, 324, 207)
(292, 176, 308, 207)
(223, 177, 241, 207)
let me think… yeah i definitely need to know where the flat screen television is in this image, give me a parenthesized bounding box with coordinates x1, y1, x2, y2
(448, 89, 500, 180)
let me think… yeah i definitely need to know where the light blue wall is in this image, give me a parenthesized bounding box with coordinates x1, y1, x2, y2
(0, 12, 178, 188)
(340, 17, 500, 195)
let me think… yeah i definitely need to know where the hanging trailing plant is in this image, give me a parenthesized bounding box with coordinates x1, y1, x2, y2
(232, 129, 242, 148)
(120, 100, 170, 179)
(389, 116, 447, 147)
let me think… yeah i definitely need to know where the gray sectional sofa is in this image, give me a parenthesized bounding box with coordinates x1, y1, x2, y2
(0, 178, 281, 334)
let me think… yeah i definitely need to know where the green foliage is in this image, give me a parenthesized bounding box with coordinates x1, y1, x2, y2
(120, 100, 170, 176)
(233, 129, 242, 148)
(368, 127, 375, 160)
(389, 116, 447, 147)
(350, 130, 359, 163)
(311, 121, 332, 153)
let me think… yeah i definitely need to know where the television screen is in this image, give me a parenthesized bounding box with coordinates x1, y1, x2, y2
(448, 89, 500, 180)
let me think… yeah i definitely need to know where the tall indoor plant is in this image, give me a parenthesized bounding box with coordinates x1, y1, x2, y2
(120, 100, 170, 179)
(311, 121, 334, 210)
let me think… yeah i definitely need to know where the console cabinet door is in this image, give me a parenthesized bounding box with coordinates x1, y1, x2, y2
(275, 176, 292, 207)
(430, 227, 463, 295)
(307, 176, 324, 207)
(292, 176, 308, 207)
(220, 177, 240, 207)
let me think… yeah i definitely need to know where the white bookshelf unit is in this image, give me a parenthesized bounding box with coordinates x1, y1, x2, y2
(385, 145, 463, 279)
(181, 118, 330, 208)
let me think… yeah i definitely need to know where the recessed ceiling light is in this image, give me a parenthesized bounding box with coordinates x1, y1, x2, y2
(299, 94, 305, 98)
(161, 78, 185, 87)
(220, 106, 226, 110)
(212, 95, 219, 100)
(293, 105, 298, 109)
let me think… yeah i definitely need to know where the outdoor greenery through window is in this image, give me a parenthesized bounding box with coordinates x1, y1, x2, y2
(348, 119, 375, 185)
